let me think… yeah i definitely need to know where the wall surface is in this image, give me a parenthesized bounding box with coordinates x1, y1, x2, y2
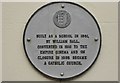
(2, 2, 118, 81)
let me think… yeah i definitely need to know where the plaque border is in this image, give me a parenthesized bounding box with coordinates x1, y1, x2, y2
(23, 1, 102, 79)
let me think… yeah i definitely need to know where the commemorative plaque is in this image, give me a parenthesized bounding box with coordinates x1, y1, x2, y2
(23, 2, 101, 79)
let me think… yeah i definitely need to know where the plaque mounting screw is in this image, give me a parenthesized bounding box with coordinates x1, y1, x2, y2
(60, 73, 64, 76)
(61, 4, 65, 8)
(94, 38, 98, 42)
(27, 38, 31, 42)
